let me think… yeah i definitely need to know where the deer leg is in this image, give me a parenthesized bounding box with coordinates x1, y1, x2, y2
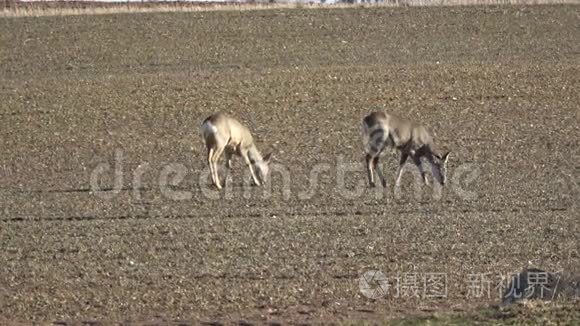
(212, 146, 226, 190)
(373, 156, 387, 188)
(242, 153, 261, 186)
(223, 150, 233, 188)
(395, 152, 409, 188)
(207, 147, 217, 187)
(225, 151, 232, 169)
(248, 164, 261, 186)
(365, 154, 376, 187)
(412, 155, 429, 185)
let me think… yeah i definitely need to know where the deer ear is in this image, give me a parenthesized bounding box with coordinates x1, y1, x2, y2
(263, 152, 273, 163)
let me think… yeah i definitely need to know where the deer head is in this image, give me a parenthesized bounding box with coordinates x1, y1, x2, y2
(432, 152, 451, 185)
(254, 152, 272, 185)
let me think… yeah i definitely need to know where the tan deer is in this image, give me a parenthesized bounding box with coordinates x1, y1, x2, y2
(362, 111, 450, 188)
(200, 113, 272, 189)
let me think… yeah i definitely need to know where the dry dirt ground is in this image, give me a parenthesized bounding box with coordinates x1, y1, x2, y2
(0, 4, 579, 324)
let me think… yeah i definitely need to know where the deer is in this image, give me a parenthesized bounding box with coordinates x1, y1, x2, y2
(362, 111, 450, 189)
(200, 113, 272, 190)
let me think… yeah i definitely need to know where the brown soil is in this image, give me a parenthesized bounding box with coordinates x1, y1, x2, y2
(0, 4, 578, 324)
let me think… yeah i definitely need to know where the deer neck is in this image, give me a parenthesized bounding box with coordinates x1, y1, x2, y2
(247, 145, 263, 164)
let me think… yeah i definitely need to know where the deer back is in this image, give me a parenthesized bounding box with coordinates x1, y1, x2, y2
(203, 113, 255, 151)
(363, 112, 436, 153)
